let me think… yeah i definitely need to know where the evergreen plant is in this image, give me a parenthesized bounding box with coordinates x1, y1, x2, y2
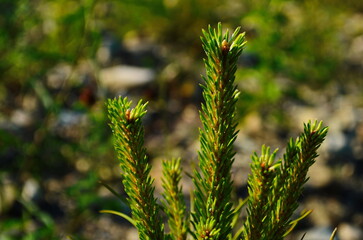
(106, 23, 333, 240)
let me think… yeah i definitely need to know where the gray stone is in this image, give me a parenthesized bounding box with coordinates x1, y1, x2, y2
(99, 65, 155, 92)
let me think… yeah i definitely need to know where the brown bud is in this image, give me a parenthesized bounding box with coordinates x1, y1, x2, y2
(221, 40, 230, 55)
(125, 109, 131, 121)
(260, 162, 266, 169)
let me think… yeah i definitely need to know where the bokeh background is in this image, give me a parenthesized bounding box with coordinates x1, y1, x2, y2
(1, 0, 363, 239)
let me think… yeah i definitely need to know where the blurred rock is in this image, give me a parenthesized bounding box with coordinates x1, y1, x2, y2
(22, 94, 38, 112)
(99, 65, 155, 92)
(75, 158, 91, 173)
(46, 64, 72, 89)
(97, 45, 112, 66)
(82, 216, 133, 240)
(299, 227, 338, 240)
(10, 109, 33, 127)
(326, 130, 347, 154)
(51, 110, 89, 140)
(329, 96, 357, 132)
(306, 198, 344, 227)
(347, 35, 363, 66)
(22, 178, 40, 201)
(308, 163, 333, 187)
(127, 228, 139, 240)
(243, 111, 263, 136)
(338, 223, 363, 240)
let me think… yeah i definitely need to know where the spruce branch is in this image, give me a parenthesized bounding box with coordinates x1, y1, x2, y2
(242, 121, 328, 240)
(107, 97, 164, 240)
(161, 158, 188, 240)
(243, 145, 279, 240)
(267, 120, 329, 239)
(192, 23, 246, 240)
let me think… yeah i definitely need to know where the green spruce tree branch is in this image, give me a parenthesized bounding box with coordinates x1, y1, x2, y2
(267, 120, 328, 239)
(192, 23, 246, 240)
(161, 158, 188, 240)
(242, 145, 279, 240)
(107, 97, 164, 240)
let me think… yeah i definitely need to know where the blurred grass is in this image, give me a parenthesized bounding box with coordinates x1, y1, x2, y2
(1, 0, 362, 239)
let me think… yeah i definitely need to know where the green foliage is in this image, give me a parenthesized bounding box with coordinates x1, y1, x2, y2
(107, 97, 164, 240)
(243, 145, 279, 240)
(232, 0, 360, 119)
(161, 158, 188, 240)
(0, 0, 100, 86)
(243, 121, 328, 240)
(191, 23, 246, 240)
(267, 122, 328, 239)
(0, 198, 56, 240)
(4, 0, 357, 238)
(107, 24, 329, 240)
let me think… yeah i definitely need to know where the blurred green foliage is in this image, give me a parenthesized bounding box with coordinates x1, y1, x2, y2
(1, 0, 99, 83)
(1, 0, 362, 238)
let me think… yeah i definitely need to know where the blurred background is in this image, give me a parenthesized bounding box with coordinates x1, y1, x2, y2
(0, 0, 362, 239)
